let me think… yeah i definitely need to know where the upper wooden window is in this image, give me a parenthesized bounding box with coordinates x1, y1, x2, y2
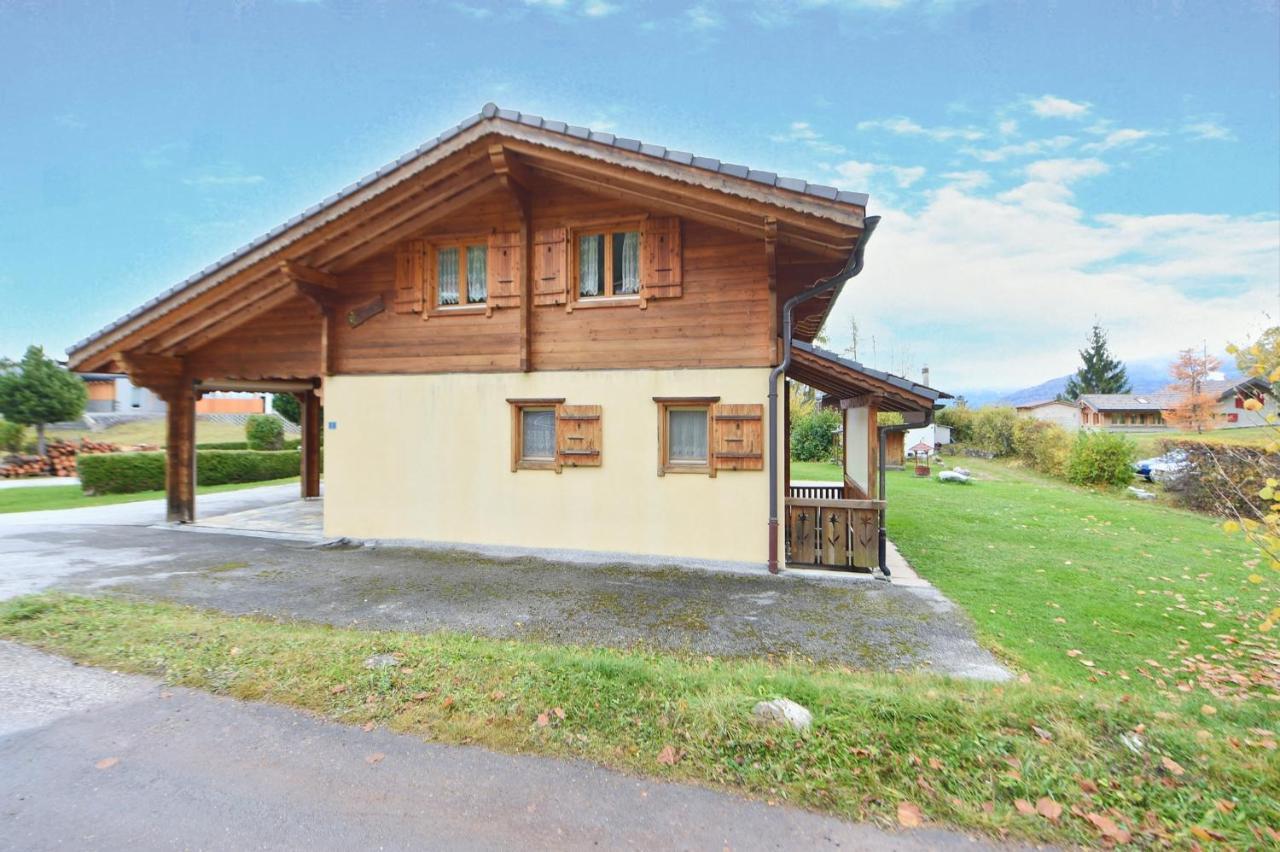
(574, 224, 642, 300)
(435, 241, 487, 307)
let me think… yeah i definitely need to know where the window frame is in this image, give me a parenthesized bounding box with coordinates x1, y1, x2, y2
(508, 398, 565, 472)
(654, 396, 719, 476)
(570, 219, 644, 305)
(429, 235, 489, 314)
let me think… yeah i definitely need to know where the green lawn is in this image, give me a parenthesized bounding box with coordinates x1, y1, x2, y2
(45, 418, 252, 448)
(788, 460, 843, 482)
(0, 477, 300, 514)
(3, 458, 1277, 845)
(1130, 425, 1272, 457)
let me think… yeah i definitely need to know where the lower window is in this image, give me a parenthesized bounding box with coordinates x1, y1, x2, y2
(654, 397, 718, 475)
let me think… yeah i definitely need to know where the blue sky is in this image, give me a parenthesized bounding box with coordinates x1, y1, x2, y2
(1, 0, 1277, 392)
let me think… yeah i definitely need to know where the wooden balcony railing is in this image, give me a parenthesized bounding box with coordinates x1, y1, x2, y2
(784, 496, 885, 571)
(787, 484, 846, 501)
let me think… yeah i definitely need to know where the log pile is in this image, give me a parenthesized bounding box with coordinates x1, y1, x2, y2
(0, 437, 122, 479)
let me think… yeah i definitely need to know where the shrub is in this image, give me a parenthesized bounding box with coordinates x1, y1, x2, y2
(972, 407, 1018, 457)
(272, 393, 301, 425)
(78, 449, 300, 494)
(198, 438, 300, 451)
(935, 405, 975, 444)
(0, 419, 25, 453)
(1012, 418, 1071, 477)
(78, 452, 165, 494)
(790, 407, 842, 462)
(1066, 431, 1135, 487)
(245, 415, 284, 450)
(1161, 440, 1280, 521)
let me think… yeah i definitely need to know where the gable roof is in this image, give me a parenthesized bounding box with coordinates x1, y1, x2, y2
(1015, 399, 1078, 410)
(1079, 392, 1183, 412)
(67, 104, 869, 370)
(788, 341, 949, 413)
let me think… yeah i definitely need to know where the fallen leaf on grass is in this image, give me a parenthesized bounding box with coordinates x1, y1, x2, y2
(1030, 724, 1053, 741)
(441, 696, 454, 709)
(488, 690, 506, 701)
(536, 712, 550, 728)
(365, 752, 385, 765)
(927, 757, 943, 770)
(1079, 778, 1100, 794)
(1014, 799, 1036, 816)
(1200, 704, 1217, 716)
(553, 707, 566, 720)
(656, 745, 681, 766)
(1035, 797, 1062, 822)
(1214, 799, 1235, 813)
(897, 802, 924, 827)
(1067, 649, 1083, 657)
(95, 757, 119, 770)
(361, 721, 375, 732)
(1084, 812, 1131, 844)
(330, 684, 347, 695)
(412, 692, 429, 701)
(1160, 756, 1185, 776)
(1190, 825, 1226, 842)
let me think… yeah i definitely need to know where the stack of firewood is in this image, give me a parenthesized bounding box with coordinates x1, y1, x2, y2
(0, 454, 50, 478)
(0, 437, 122, 478)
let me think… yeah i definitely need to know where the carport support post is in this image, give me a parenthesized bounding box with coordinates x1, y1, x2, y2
(300, 389, 321, 499)
(165, 382, 196, 523)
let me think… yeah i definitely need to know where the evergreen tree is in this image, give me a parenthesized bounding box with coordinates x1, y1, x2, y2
(272, 392, 301, 425)
(0, 345, 87, 454)
(1062, 323, 1131, 400)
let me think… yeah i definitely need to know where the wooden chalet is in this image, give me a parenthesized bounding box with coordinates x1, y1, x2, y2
(67, 104, 945, 573)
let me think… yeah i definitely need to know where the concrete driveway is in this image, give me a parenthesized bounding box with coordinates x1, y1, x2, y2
(0, 484, 1007, 680)
(2, 641, 1020, 851)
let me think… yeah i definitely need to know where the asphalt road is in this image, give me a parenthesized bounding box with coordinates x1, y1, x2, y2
(0, 641, 1013, 851)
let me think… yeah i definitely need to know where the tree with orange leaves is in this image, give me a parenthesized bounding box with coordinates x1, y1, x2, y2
(1164, 347, 1221, 433)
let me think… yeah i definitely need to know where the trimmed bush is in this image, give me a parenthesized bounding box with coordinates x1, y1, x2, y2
(790, 407, 842, 462)
(0, 419, 25, 453)
(79, 452, 165, 494)
(198, 438, 300, 451)
(1066, 431, 1135, 488)
(245, 415, 284, 450)
(1012, 418, 1071, 477)
(972, 407, 1018, 457)
(78, 449, 300, 494)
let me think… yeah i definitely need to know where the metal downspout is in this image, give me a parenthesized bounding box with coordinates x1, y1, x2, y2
(767, 216, 880, 574)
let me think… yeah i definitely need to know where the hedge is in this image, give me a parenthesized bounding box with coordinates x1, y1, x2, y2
(196, 439, 301, 451)
(79, 450, 301, 495)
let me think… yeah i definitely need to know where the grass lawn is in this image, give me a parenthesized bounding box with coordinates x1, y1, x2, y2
(1129, 425, 1272, 457)
(45, 418, 272, 448)
(3, 458, 1277, 845)
(0, 477, 299, 514)
(788, 460, 843, 482)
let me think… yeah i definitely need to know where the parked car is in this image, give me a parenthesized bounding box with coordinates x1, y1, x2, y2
(1133, 450, 1189, 483)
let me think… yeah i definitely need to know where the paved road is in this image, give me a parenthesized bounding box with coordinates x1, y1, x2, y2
(0, 641, 1011, 851)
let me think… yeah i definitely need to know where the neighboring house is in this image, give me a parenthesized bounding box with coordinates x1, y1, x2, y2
(904, 424, 951, 455)
(65, 104, 946, 573)
(1079, 376, 1273, 430)
(1015, 399, 1081, 431)
(80, 372, 263, 416)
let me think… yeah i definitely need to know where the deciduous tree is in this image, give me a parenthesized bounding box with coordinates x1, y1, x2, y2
(0, 345, 87, 455)
(1165, 348, 1221, 433)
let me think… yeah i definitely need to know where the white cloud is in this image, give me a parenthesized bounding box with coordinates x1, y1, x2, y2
(582, 0, 618, 16)
(997, 119, 1018, 136)
(857, 115, 984, 142)
(1029, 94, 1091, 119)
(941, 170, 991, 191)
(770, 121, 845, 155)
(1082, 128, 1154, 152)
(1183, 120, 1235, 142)
(451, 2, 493, 17)
(962, 135, 1074, 163)
(820, 171, 1277, 391)
(834, 160, 926, 190)
(686, 3, 722, 28)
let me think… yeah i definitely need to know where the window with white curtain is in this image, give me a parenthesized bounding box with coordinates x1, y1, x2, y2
(521, 408, 556, 461)
(576, 227, 640, 298)
(667, 409, 708, 463)
(435, 241, 487, 307)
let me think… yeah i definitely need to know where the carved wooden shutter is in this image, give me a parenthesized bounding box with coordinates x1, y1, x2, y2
(640, 217, 682, 300)
(533, 227, 568, 306)
(557, 404, 602, 467)
(712, 404, 763, 470)
(393, 240, 426, 314)
(487, 230, 523, 309)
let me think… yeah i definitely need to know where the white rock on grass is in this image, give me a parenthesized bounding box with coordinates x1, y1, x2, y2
(363, 653, 399, 669)
(752, 698, 812, 731)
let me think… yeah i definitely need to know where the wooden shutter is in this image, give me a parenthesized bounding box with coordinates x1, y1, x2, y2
(533, 227, 568, 306)
(640, 217, 682, 300)
(556, 404, 602, 467)
(487, 230, 523, 309)
(712, 404, 763, 470)
(393, 240, 426, 314)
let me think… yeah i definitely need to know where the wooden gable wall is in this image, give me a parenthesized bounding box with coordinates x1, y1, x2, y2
(185, 295, 323, 380)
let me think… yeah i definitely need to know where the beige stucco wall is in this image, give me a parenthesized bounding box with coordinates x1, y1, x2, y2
(1019, 402, 1082, 431)
(844, 406, 869, 491)
(324, 368, 780, 565)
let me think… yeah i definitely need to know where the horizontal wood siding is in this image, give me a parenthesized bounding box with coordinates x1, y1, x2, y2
(186, 296, 322, 379)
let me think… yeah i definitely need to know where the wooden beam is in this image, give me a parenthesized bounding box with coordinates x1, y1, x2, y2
(168, 279, 298, 355)
(165, 381, 196, 523)
(300, 389, 321, 499)
(489, 143, 533, 212)
(280, 260, 340, 289)
(292, 280, 340, 311)
(765, 217, 778, 366)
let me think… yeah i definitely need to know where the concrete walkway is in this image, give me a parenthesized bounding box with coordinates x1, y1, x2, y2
(0, 476, 80, 491)
(0, 641, 1018, 851)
